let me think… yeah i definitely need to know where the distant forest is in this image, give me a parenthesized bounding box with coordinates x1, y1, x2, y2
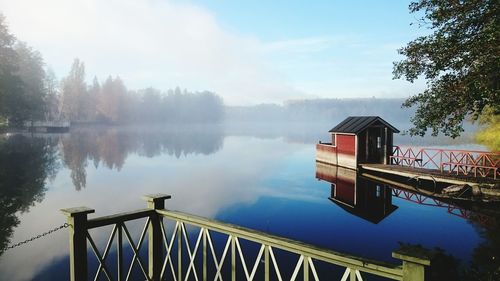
(226, 98, 415, 125)
(58, 59, 224, 124)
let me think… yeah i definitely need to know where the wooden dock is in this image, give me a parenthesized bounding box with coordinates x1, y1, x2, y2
(360, 163, 499, 187)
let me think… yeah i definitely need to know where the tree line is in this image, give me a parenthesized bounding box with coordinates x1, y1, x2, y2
(226, 98, 414, 126)
(0, 14, 224, 126)
(59, 59, 224, 124)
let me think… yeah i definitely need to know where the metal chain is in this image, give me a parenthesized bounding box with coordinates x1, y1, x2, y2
(2, 223, 71, 252)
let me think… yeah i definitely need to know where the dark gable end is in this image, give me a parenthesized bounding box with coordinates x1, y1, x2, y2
(329, 116, 400, 134)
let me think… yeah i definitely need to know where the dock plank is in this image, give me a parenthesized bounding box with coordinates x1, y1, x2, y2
(360, 164, 499, 186)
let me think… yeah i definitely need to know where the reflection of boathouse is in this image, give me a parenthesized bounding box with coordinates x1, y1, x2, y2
(316, 162, 398, 224)
(316, 116, 399, 169)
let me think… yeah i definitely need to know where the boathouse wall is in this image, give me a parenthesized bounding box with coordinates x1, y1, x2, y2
(316, 143, 338, 165)
(316, 134, 357, 169)
(336, 134, 356, 169)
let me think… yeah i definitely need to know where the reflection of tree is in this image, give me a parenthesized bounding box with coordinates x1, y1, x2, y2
(60, 131, 91, 190)
(0, 135, 59, 255)
(137, 125, 224, 158)
(60, 125, 224, 190)
(60, 128, 129, 189)
(418, 216, 500, 281)
(463, 219, 500, 280)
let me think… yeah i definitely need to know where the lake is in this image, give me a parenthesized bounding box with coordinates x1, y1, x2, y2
(0, 123, 497, 280)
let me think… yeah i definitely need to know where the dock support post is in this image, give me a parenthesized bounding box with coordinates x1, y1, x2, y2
(143, 193, 171, 281)
(61, 207, 95, 281)
(392, 246, 431, 281)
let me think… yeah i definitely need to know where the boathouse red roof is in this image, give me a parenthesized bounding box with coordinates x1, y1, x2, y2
(329, 116, 400, 134)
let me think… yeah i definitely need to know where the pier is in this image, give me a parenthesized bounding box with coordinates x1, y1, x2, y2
(316, 116, 500, 193)
(360, 162, 498, 186)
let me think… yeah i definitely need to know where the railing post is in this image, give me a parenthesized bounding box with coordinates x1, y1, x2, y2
(303, 255, 309, 281)
(392, 247, 431, 281)
(178, 223, 182, 281)
(264, 245, 270, 281)
(61, 207, 95, 281)
(143, 193, 171, 281)
(231, 235, 236, 281)
(203, 229, 207, 281)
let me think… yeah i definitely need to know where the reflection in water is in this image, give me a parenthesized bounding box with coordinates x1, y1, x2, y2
(465, 221, 500, 280)
(317, 163, 398, 224)
(315, 161, 500, 280)
(0, 124, 495, 281)
(0, 131, 297, 281)
(0, 135, 59, 254)
(60, 125, 224, 190)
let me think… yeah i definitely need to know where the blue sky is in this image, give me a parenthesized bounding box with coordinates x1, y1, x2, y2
(194, 1, 418, 40)
(1, 0, 427, 105)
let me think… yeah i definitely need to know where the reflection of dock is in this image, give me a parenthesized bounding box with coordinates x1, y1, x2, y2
(316, 162, 499, 227)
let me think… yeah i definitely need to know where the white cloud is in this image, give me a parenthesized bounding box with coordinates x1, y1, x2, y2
(0, 0, 311, 105)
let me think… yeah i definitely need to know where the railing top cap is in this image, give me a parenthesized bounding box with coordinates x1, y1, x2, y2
(142, 193, 172, 201)
(60, 206, 95, 216)
(394, 145, 499, 155)
(392, 247, 431, 266)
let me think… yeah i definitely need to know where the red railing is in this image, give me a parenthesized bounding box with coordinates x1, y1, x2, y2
(390, 146, 500, 179)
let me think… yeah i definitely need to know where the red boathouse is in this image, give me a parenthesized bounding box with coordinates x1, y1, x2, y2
(316, 116, 399, 170)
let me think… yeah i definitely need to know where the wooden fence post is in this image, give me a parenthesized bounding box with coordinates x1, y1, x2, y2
(392, 247, 431, 281)
(143, 194, 171, 281)
(61, 207, 95, 281)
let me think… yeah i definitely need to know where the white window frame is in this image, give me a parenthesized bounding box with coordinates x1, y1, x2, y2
(331, 133, 337, 147)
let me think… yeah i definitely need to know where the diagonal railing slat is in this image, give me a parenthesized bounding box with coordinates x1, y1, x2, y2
(235, 237, 265, 281)
(124, 219, 150, 281)
(290, 255, 304, 281)
(180, 222, 202, 281)
(308, 257, 319, 281)
(93, 224, 117, 281)
(159, 220, 178, 281)
(121, 221, 150, 281)
(269, 246, 283, 281)
(207, 229, 232, 281)
(86, 232, 114, 281)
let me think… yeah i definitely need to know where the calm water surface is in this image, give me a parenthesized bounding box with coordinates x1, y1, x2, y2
(0, 123, 497, 280)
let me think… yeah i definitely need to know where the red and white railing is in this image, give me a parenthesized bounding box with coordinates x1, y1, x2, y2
(390, 146, 500, 179)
